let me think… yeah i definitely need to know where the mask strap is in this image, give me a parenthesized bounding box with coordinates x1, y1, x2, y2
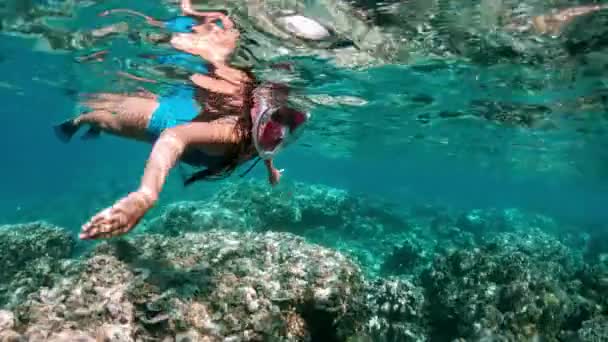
(239, 157, 262, 177)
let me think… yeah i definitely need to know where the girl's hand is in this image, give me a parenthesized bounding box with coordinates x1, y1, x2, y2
(80, 190, 156, 240)
(269, 167, 283, 186)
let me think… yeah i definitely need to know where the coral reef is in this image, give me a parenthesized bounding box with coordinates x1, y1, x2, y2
(577, 316, 608, 342)
(584, 226, 608, 264)
(8, 230, 369, 341)
(361, 278, 428, 341)
(0, 222, 77, 308)
(422, 228, 596, 341)
(1, 181, 607, 341)
(0, 222, 75, 278)
(143, 180, 595, 283)
(142, 180, 417, 277)
(145, 180, 594, 281)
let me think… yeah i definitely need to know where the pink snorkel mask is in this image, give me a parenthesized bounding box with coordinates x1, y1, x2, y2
(252, 83, 310, 160)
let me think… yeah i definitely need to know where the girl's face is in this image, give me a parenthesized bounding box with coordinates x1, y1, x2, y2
(171, 25, 239, 63)
(192, 22, 239, 50)
(193, 21, 221, 33)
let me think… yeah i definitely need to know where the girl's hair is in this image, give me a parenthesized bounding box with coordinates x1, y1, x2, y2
(183, 68, 260, 186)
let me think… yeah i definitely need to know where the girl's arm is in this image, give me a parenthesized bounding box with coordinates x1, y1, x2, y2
(533, 4, 608, 34)
(551, 4, 608, 21)
(75, 49, 109, 63)
(99, 9, 164, 27)
(180, 0, 235, 29)
(117, 71, 158, 84)
(264, 159, 282, 186)
(80, 121, 240, 240)
(188, 62, 249, 90)
(190, 73, 240, 95)
(138, 122, 240, 199)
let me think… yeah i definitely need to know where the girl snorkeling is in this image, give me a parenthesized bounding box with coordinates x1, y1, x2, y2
(77, 0, 232, 70)
(98, 0, 230, 34)
(55, 6, 309, 241)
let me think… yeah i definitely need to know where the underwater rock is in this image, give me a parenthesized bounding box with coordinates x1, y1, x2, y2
(380, 239, 427, 277)
(0, 221, 75, 279)
(142, 181, 394, 246)
(142, 201, 215, 236)
(12, 230, 369, 341)
(0, 329, 23, 341)
(46, 330, 96, 342)
(14, 253, 135, 341)
(574, 261, 608, 312)
(0, 310, 15, 331)
(2, 194, 608, 339)
(205, 180, 356, 232)
(584, 226, 608, 263)
(95, 324, 133, 342)
(0, 222, 77, 308)
(427, 207, 578, 251)
(453, 207, 564, 238)
(422, 228, 589, 341)
(142, 180, 418, 277)
(175, 329, 203, 342)
(146, 182, 589, 281)
(578, 316, 608, 342)
(142, 181, 596, 284)
(361, 278, 428, 341)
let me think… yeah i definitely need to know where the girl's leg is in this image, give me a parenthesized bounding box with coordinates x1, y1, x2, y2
(90, 22, 130, 39)
(55, 93, 159, 142)
(73, 110, 123, 131)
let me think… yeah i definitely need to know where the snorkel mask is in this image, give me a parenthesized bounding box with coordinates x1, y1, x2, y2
(251, 83, 310, 160)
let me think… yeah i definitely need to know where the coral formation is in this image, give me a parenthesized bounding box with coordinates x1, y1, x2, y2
(361, 278, 428, 341)
(1, 181, 607, 341)
(142, 180, 416, 277)
(8, 230, 369, 341)
(577, 316, 608, 342)
(422, 228, 597, 341)
(0, 222, 76, 308)
(0, 222, 75, 278)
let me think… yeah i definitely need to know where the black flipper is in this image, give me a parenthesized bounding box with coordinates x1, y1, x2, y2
(81, 126, 101, 140)
(54, 120, 79, 143)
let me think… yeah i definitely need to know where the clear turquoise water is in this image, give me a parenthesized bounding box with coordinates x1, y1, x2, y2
(1, 0, 607, 234)
(4, 2, 608, 340)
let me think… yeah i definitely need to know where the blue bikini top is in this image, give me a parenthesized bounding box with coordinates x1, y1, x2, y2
(164, 16, 224, 33)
